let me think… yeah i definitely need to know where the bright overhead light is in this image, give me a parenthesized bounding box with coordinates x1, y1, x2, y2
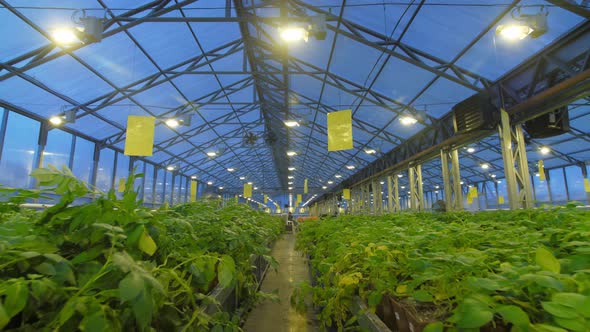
(496, 24, 533, 40)
(280, 26, 308, 42)
(535, 173, 540, 177)
(364, 149, 376, 155)
(435, 185, 440, 189)
(166, 165, 175, 171)
(380, 181, 385, 185)
(466, 147, 476, 153)
(219, 186, 224, 190)
(288, 167, 296, 171)
(284, 120, 300, 127)
(288, 182, 293, 185)
(397, 174, 403, 178)
(247, 182, 253, 185)
(497, 180, 502, 184)
(289, 187, 293, 190)
(239, 176, 246, 180)
(51, 28, 80, 45)
(335, 174, 342, 178)
(206, 151, 217, 157)
(207, 181, 213, 185)
(540, 146, 551, 154)
(322, 186, 327, 189)
(287, 151, 297, 157)
(49, 115, 64, 126)
(227, 168, 235, 172)
(481, 163, 490, 170)
(165, 118, 180, 128)
(460, 181, 464, 185)
(401, 186, 405, 189)
(435, 190, 439, 194)
(327, 181, 333, 184)
(491, 174, 497, 178)
(288, 176, 294, 179)
(346, 165, 355, 170)
(399, 116, 418, 125)
(254, 187, 258, 190)
(191, 176, 197, 179)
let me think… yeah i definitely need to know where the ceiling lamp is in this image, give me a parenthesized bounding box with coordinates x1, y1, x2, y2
(279, 14, 326, 43)
(227, 168, 235, 172)
(206, 151, 217, 157)
(191, 176, 197, 180)
(335, 175, 342, 178)
(397, 174, 403, 178)
(254, 187, 258, 190)
(49, 109, 76, 126)
(166, 165, 176, 171)
(322, 186, 327, 189)
(207, 181, 213, 185)
(219, 186, 224, 190)
(239, 176, 246, 180)
(288, 187, 293, 190)
(287, 151, 297, 157)
(346, 165, 355, 170)
(288, 176, 294, 179)
(327, 181, 333, 184)
(481, 163, 490, 170)
(288, 167, 296, 171)
(491, 174, 497, 178)
(280, 26, 309, 42)
(496, 6, 548, 40)
(364, 149, 376, 155)
(50, 10, 104, 45)
(288, 182, 293, 185)
(399, 116, 418, 125)
(165, 113, 192, 128)
(247, 182, 253, 185)
(466, 147, 476, 153)
(539, 146, 551, 154)
(284, 120, 300, 127)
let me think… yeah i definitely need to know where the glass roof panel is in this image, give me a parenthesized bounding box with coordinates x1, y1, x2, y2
(70, 115, 121, 139)
(74, 32, 158, 87)
(131, 82, 186, 109)
(342, 1, 414, 40)
(329, 37, 387, 84)
(0, 77, 75, 117)
(372, 57, 437, 104)
(188, 22, 242, 52)
(413, 77, 477, 119)
(0, 8, 48, 61)
(171, 74, 222, 101)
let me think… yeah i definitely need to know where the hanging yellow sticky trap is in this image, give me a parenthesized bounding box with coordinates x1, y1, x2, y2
(243, 183, 253, 198)
(235, 194, 239, 203)
(297, 194, 302, 205)
(124, 116, 155, 156)
(190, 180, 197, 202)
(585, 178, 590, 193)
(327, 109, 353, 151)
(466, 194, 473, 205)
(343, 189, 351, 200)
(498, 196, 505, 204)
(538, 160, 546, 181)
(118, 178, 126, 192)
(264, 194, 268, 204)
(304, 179, 308, 194)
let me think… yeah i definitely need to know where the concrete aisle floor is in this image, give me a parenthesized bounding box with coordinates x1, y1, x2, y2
(243, 232, 319, 332)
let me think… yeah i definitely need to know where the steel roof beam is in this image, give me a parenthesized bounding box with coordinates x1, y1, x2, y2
(545, 0, 590, 18)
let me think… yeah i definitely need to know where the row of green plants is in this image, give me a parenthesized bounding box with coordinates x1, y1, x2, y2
(0, 166, 283, 331)
(293, 208, 590, 331)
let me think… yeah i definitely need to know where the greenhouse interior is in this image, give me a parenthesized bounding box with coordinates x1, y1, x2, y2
(1, 0, 590, 331)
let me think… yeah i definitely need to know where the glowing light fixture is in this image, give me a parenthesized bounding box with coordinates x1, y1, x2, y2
(327, 181, 333, 184)
(466, 147, 476, 153)
(191, 176, 197, 179)
(51, 28, 80, 45)
(227, 168, 235, 172)
(491, 174, 497, 178)
(496, 7, 548, 41)
(247, 182, 253, 185)
(254, 187, 258, 190)
(207, 181, 213, 185)
(166, 165, 176, 171)
(346, 165, 355, 170)
(206, 151, 217, 157)
(280, 26, 309, 42)
(322, 186, 327, 189)
(535, 173, 540, 177)
(284, 120, 300, 127)
(288, 182, 293, 185)
(165, 118, 180, 128)
(239, 176, 246, 180)
(540, 146, 550, 154)
(364, 149, 376, 155)
(481, 163, 490, 170)
(398, 174, 403, 178)
(219, 186, 224, 190)
(49, 115, 64, 126)
(335, 174, 342, 178)
(288, 167, 296, 171)
(496, 25, 533, 40)
(289, 187, 293, 190)
(399, 116, 418, 125)
(401, 186, 405, 189)
(287, 151, 297, 157)
(288, 176, 294, 179)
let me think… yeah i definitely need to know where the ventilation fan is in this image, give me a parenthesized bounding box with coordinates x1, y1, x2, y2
(243, 132, 259, 146)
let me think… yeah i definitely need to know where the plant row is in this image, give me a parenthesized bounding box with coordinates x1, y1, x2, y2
(293, 208, 590, 332)
(0, 165, 283, 331)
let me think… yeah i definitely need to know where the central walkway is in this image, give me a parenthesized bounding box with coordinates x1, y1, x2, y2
(243, 232, 319, 332)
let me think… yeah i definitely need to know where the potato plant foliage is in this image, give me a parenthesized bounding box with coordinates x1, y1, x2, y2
(0, 165, 283, 331)
(294, 209, 590, 331)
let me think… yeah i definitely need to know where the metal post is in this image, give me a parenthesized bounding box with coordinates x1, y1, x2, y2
(498, 108, 534, 209)
(417, 164, 424, 211)
(562, 168, 570, 202)
(441, 149, 464, 211)
(110, 152, 118, 192)
(170, 173, 176, 205)
(151, 166, 157, 207)
(387, 176, 393, 212)
(90, 143, 100, 189)
(68, 135, 76, 170)
(545, 170, 553, 204)
(408, 164, 424, 211)
(0, 109, 10, 162)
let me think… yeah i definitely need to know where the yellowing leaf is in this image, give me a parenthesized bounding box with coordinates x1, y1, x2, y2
(396, 284, 407, 294)
(536, 247, 560, 274)
(138, 229, 157, 256)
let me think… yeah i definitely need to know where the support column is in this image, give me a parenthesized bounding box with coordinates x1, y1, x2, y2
(441, 148, 463, 211)
(90, 143, 100, 190)
(408, 164, 425, 211)
(387, 175, 401, 213)
(498, 109, 534, 209)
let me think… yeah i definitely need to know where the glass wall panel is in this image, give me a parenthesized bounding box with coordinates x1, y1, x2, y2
(549, 168, 567, 204)
(565, 165, 586, 202)
(96, 148, 115, 192)
(0, 112, 40, 188)
(164, 171, 173, 204)
(173, 174, 181, 205)
(533, 172, 550, 205)
(143, 163, 154, 206)
(133, 160, 145, 198)
(496, 180, 507, 209)
(72, 137, 94, 184)
(155, 168, 165, 205)
(43, 129, 72, 169)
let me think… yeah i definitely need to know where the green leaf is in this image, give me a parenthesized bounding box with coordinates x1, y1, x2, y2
(423, 322, 444, 332)
(532, 324, 568, 332)
(0, 303, 9, 330)
(211, 325, 224, 332)
(218, 255, 236, 288)
(71, 246, 104, 265)
(138, 229, 157, 256)
(552, 293, 590, 317)
(554, 317, 587, 332)
(20, 251, 41, 258)
(34, 262, 56, 275)
(413, 289, 434, 302)
(541, 302, 578, 319)
(119, 272, 144, 302)
(468, 277, 500, 291)
(536, 247, 560, 274)
(4, 282, 29, 318)
(496, 305, 529, 330)
(132, 290, 153, 330)
(79, 311, 109, 332)
(521, 274, 564, 290)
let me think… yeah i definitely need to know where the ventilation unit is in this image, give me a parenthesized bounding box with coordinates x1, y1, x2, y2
(523, 106, 570, 138)
(452, 93, 499, 134)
